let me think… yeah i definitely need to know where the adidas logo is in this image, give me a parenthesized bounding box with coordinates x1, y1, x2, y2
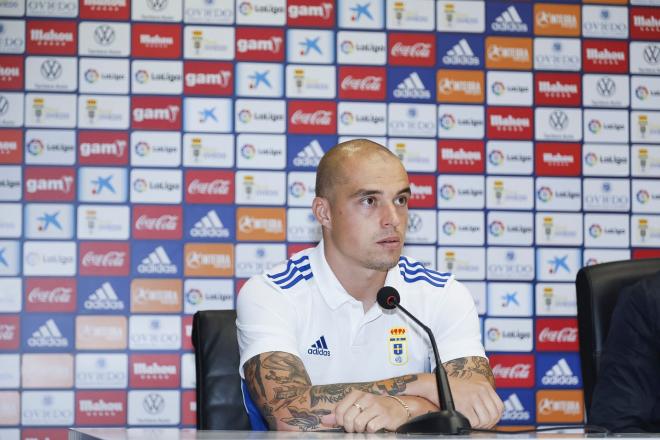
(502, 393, 530, 421)
(393, 72, 431, 100)
(442, 39, 480, 66)
(190, 209, 229, 238)
(491, 5, 529, 33)
(84, 282, 125, 311)
(27, 319, 68, 348)
(541, 358, 579, 386)
(137, 246, 177, 274)
(307, 335, 331, 357)
(293, 140, 324, 167)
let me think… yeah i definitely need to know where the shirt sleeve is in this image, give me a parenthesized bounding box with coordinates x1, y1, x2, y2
(428, 277, 486, 369)
(589, 276, 660, 432)
(236, 275, 301, 378)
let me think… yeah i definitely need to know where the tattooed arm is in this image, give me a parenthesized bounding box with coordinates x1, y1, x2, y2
(243, 351, 438, 432)
(436, 356, 503, 429)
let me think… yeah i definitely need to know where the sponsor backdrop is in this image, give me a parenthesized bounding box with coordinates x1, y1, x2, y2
(0, 0, 660, 434)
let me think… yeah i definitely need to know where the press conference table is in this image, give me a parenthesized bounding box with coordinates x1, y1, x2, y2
(68, 428, 660, 440)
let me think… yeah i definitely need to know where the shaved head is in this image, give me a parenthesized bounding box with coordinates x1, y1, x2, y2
(315, 139, 400, 200)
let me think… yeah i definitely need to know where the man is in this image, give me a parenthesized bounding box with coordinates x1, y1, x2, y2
(590, 270, 660, 432)
(237, 139, 503, 432)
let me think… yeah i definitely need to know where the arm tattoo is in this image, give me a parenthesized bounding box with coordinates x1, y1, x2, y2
(443, 356, 496, 388)
(282, 407, 331, 431)
(309, 374, 418, 406)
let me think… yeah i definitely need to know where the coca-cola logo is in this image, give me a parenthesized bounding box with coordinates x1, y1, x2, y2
(82, 251, 126, 267)
(291, 110, 332, 126)
(188, 179, 230, 195)
(341, 75, 383, 91)
(136, 215, 178, 231)
(27, 287, 72, 304)
(492, 363, 531, 379)
(539, 327, 577, 343)
(391, 42, 431, 58)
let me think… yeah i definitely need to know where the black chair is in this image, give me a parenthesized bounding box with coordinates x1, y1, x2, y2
(576, 258, 660, 419)
(192, 309, 251, 430)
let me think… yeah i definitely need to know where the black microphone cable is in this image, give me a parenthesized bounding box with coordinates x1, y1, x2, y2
(458, 424, 610, 435)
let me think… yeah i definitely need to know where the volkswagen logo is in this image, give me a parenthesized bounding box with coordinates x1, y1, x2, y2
(549, 110, 568, 131)
(407, 212, 422, 233)
(643, 44, 660, 65)
(40, 59, 62, 81)
(94, 25, 115, 46)
(147, 0, 168, 10)
(596, 77, 616, 97)
(0, 96, 9, 116)
(143, 393, 165, 415)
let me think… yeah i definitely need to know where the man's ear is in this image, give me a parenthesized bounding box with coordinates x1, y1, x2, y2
(312, 196, 331, 229)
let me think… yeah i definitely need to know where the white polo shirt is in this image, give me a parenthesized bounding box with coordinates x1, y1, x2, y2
(237, 241, 485, 385)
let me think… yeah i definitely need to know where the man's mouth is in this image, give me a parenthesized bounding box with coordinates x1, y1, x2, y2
(378, 237, 400, 244)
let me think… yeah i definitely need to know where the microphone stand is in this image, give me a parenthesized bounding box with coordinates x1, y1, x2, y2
(394, 302, 471, 435)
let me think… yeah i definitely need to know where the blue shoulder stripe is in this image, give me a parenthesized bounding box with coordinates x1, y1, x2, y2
(398, 257, 451, 287)
(400, 270, 448, 288)
(266, 255, 313, 290)
(399, 256, 452, 278)
(267, 255, 310, 281)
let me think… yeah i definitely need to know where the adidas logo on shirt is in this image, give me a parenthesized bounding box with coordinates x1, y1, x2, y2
(293, 140, 325, 167)
(393, 72, 431, 100)
(491, 5, 528, 33)
(84, 282, 125, 311)
(27, 319, 68, 348)
(190, 210, 230, 238)
(442, 39, 479, 66)
(502, 393, 530, 421)
(541, 358, 579, 386)
(307, 335, 331, 357)
(137, 246, 177, 274)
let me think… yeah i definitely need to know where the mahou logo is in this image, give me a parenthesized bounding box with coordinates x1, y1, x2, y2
(535, 73, 580, 107)
(487, 107, 533, 140)
(27, 20, 77, 55)
(489, 355, 535, 388)
(0, 56, 23, 90)
(0, 129, 23, 164)
(80, 0, 130, 20)
(25, 278, 76, 312)
(287, 0, 334, 28)
(133, 206, 182, 240)
(535, 143, 581, 176)
(79, 242, 130, 276)
(184, 61, 233, 96)
(288, 101, 336, 134)
(131, 24, 181, 58)
(408, 174, 436, 208)
(631, 8, 660, 41)
(185, 170, 234, 204)
(78, 131, 129, 165)
(438, 140, 484, 174)
(338, 66, 386, 101)
(131, 97, 182, 130)
(24, 167, 76, 201)
(583, 40, 628, 73)
(236, 27, 285, 61)
(536, 318, 579, 352)
(130, 354, 180, 388)
(76, 391, 126, 426)
(388, 33, 435, 67)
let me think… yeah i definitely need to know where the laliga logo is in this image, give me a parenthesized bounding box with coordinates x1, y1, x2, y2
(186, 288, 203, 306)
(487, 327, 501, 342)
(636, 86, 650, 100)
(238, 0, 252, 15)
(488, 150, 504, 166)
(240, 143, 256, 159)
(133, 178, 148, 193)
(584, 152, 598, 167)
(589, 224, 602, 238)
(537, 186, 553, 203)
(340, 40, 355, 54)
(135, 141, 151, 157)
(84, 69, 100, 83)
(27, 139, 44, 156)
(637, 189, 651, 204)
(135, 69, 149, 84)
(588, 119, 602, 134)
(489, 220, 505, 237)
(491, 81, 505, 96)
(340, 111, 354, 125)
(238, 109, 252, 123)
(439, 184, 456, 200)
(439, 113, 455, 130)
(289, 181, 306, 198)
(442, 221, 456, 236)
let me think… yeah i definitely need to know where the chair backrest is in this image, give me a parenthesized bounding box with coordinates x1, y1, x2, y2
(576, 258, 660, 418)
(192, 309, 251, 430)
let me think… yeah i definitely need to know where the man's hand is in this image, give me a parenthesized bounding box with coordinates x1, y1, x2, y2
(334, 390, 412, 433)
(443, 357, 504, 429)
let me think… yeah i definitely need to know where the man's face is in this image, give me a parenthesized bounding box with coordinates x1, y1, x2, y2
(324, 152, 410, 272)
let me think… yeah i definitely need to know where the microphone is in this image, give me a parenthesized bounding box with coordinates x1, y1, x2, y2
(377, 286, 471, 435)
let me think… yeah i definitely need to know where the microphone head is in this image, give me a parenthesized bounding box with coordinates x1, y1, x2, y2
(377, 286, 400, 310)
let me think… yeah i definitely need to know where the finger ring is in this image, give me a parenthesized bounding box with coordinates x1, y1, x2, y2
(352, 402, 364, 412)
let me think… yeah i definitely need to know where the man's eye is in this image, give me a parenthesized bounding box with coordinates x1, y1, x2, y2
(395, 196, 409, 206)
(361, 197, 375, 206)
